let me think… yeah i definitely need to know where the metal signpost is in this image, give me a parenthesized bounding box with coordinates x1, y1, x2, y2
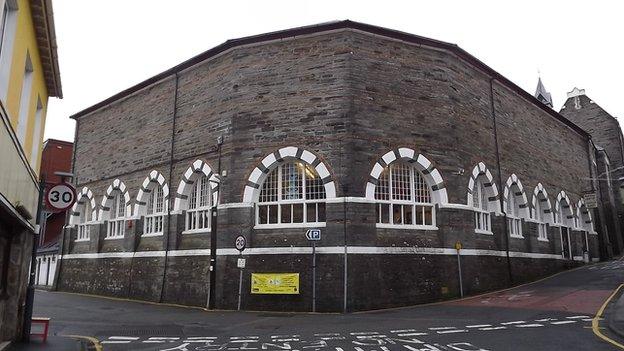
(305, 229, 321, 312)
(235, 235, 246, 310)
(455, 241, 464, 298)
(23, 176, 75, 341)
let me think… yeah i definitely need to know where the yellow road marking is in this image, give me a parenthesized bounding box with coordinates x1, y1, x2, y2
(592, 283, 624, 349)
(62, 334, 102, 351)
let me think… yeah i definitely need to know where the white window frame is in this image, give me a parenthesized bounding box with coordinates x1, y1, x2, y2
(255, 162, 326, 228)
(535, 201, 548, 242)
(15, 53, 33, 146)
(143, 186, 165, 236)
(374, 163, 436, 230)
(106, 191, 126, 239)
(473, 179, 492, 235)
(0, 0, 17, 101)
(76, 201, 93, 242)
(184, 175, 212, 233)
(29, 97, 43, 167)
(506, 194, 523, 238)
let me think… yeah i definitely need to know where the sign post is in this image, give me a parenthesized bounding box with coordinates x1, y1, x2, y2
(235, 235, 246, 311)
(305, 229, 321, 312)
(455, 241, 464, 298)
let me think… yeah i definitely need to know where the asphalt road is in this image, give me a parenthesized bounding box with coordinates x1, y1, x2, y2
(33, 260, 624, 351)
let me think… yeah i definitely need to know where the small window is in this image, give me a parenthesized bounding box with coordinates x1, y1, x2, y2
(144, 186, 165, 235)
(106, 191, 126, 239)
(535, 201, 548, 241)
(185, 175, 212, 232)
(76, 201, 92, 241)
(506, 194, 523, 237)
(473, 179, 491, 233)
(256, 162, 326, 226)
(375, 162, 435, 228)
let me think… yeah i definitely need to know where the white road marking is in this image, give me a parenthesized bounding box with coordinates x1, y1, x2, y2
(515, 324, 544, 328)
(566, 315, 590, 319)
(465, 324, 491, 328)
(436, 329, 468, 334)
(108, 336, 140, 340)
(397, 332, 428, 337)
(478, 326, 507, 331)
(582, 318, 594, 322)
(101, 341, 131, 344)
(501, 321, 526, 325)
(232, 336, 260, 339)
(185, 337, 218, 340)
(535, 318, 556, 322)
(271, 335, 299, 338)
(314, 333, 341, 336)
(551, 321, 577, 325)
(350, 332, 380, 335)
(428, 327, 456, 330)
(391, 329, 416, 333)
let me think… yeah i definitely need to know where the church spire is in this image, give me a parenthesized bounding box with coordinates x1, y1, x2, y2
(534, 77, 553, 108)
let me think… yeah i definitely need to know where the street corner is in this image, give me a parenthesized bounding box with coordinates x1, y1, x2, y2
(592, 283, 624, 349)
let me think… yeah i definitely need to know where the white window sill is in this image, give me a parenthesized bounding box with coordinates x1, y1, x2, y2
(104, 236, 124, 241)
(254, 222, 326, 229)
(142, 232, 163, 237)
(376, 223, 438, 230)
(510, 234, 525, 239)
(75, 238, 90, 242)
(182, 229, 211, 235)
(474, 229, 493, 235)
(537, 238, 549, 242)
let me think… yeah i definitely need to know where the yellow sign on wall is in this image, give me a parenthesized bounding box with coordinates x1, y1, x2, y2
(251, 273, 300, 294)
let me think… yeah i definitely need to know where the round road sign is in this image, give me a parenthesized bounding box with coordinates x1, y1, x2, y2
(46, 183, 77, 212)
(235, 235, 247, 251)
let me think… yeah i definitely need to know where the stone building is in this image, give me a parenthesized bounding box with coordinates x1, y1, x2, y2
(57, 21, 611, 312)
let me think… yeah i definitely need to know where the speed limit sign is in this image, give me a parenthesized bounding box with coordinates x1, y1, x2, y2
(45, 183, 77, 212)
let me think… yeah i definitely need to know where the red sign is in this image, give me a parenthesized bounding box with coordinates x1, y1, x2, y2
(45, 183, 77, 212)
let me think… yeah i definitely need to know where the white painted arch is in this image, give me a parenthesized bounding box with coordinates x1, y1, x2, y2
(99, 179, 132, 220)
(69, 187, 97, 225)
(467, 162, 501, 214)
(134, 170, 169, 216)
(365, 148, 448, 205)
(243, 146, 337, 203)
(173, 159, 220, 212)
(502, 174, 530, 219)
(531, 183, 554, 224)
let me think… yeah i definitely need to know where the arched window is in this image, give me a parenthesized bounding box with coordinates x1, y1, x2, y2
(375, 162, 434, 227)
(77, 200, 92, 241)
(506, 194, 522, 237)
(532, 184, 552, 241)
(472, 178, 491, 233)
(256, 161, 326, 226)
(186, 175, 212, 231)
(145, 186, 165, 235)
(555, 191, 574, 227)
(106, 191, 126, 238)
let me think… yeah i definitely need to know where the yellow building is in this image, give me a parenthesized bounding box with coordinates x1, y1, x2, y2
(0, 0, 61, 343)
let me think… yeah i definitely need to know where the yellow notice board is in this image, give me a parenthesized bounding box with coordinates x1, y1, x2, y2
(251, 273, 300, 294)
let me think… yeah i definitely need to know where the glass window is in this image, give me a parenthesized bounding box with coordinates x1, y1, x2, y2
(506, 192, 523, 237)
(256, 162, 326, 226)
(144, 186, 165, 235)
(185, 175, 212, 232)
(473, 178, 491, 232)
(106, 191, 126, 239)
(77, 200, 92, 241)
(375, 162, 435, 228)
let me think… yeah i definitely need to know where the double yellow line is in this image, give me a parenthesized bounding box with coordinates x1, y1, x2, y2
(593, 283, 624, 349)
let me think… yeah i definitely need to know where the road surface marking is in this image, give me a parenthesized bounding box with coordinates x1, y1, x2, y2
(551, 321, 577, 325)
(391, 329, 416, 333)
(478, 326, 507, 331)
(515, 324, 544, 328)
(397, 333, 428, 337)
(101, 340, 131, 344)
(466, 324, 491, 328)
(501, 321, 525, 325)
(428, 327, 456, 330)
(436, 329, 468, 334)
(232, 336, 260, 339)
(350, 332, 380, 335)
(108, 336, 140, 340)
(535, 318, 556, 322)
(566, 315, 590, 319)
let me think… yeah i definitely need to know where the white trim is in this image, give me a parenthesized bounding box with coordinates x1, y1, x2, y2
(141, 232, 163, 238)
(439, 203, 472, 210)
(181, 229, 211, 235)
(60, 246, 568, 260)
(376, 223, 438, 230)
(474, 229, 493, 235)
(217, 202, 253, 209)
(104, 236, 124, 241)
(537, 238, 549, 242)
(572, 255, 584, 261)
(509, 234, 525, 239)
(74, 238, 89, 243)
(254, 222, 327, 229)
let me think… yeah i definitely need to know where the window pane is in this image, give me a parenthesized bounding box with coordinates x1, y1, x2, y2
(375, 168, 390, 200)
(381, 203, 389, 223)
(415, 205, 424, 225)
(282, 163, 302, 200)
(268, 205, 278, 224)
(480, 183, 488, 211)
(413, 172, 431, 203)
(404, 205, 413, 225)
(424, 206, 433, 226)
(293, 204, 303, 223)
(391, 164, 411, 201)
(259, 168, 279, 203)
(392, 204, 402, 224)
(199, 176, 210, 207)
(258, 205, 268, 224)
(305, 165, 325, 200)
(307, 202, 317, 222)
(475, 212, 481, 229)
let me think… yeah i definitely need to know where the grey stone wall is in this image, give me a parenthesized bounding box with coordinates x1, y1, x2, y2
(58, 29, 596, 312)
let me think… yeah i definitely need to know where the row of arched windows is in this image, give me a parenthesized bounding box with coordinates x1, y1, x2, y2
(68, 147, 594, 242)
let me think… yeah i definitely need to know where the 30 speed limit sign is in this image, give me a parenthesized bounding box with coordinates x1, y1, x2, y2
(45, 183, 77, 212)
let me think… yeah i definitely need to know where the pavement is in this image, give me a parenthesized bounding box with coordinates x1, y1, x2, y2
(13, 259, 624, 351)
(8, 336, 93, 351)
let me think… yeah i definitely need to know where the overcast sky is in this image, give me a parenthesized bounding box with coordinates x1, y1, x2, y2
(44, 0, 623, 142)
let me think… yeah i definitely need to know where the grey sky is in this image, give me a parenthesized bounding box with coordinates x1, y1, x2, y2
(43, 0, 623, 142)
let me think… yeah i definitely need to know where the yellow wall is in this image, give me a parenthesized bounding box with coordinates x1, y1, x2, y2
(5, 0, 49, 171)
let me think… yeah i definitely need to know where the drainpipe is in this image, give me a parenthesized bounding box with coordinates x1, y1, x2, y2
(489, 78, 513, 285)
(159, 72, 179, 303)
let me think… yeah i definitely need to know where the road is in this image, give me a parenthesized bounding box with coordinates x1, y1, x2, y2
(33, 260, 624, 351)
